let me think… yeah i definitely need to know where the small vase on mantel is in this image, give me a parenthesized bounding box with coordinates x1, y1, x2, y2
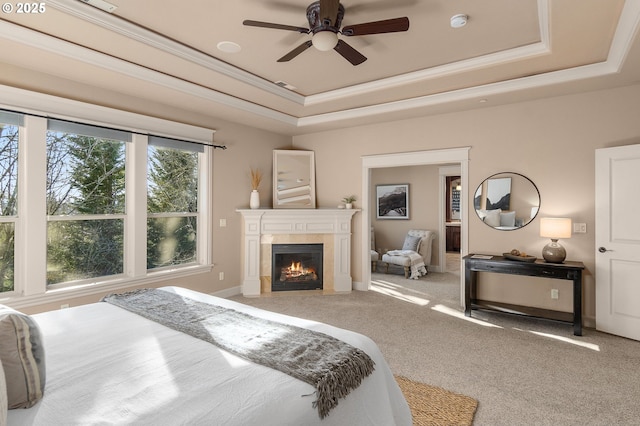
(249, 190, 260, 209)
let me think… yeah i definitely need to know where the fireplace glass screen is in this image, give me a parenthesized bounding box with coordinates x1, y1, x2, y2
(272, 243, 323, 291)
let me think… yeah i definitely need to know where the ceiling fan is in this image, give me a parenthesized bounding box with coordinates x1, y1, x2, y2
(243, 0, 410, 66)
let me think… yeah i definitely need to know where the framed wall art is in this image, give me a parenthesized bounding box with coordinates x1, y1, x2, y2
(376, 184, 409, 219)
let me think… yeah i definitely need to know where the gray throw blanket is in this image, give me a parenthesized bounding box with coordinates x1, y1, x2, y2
(102, 288, 375, 419)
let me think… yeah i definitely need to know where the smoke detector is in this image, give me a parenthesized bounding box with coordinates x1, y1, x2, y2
(450, 14, 468, 29)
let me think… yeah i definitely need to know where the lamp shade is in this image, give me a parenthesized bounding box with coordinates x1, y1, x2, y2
(540, 218, 572, 239)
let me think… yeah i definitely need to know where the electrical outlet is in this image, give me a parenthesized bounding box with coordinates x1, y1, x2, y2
(551, 289, 559, 299)
(219, 272, 224, 281)
(219, 218, 227, 227)
(60, 304, 70, 309)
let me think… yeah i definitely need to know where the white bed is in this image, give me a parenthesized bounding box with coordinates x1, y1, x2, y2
(7, 286, 411, 425)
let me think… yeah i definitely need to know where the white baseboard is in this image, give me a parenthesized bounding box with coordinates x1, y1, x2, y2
(213, 286, 242, 299)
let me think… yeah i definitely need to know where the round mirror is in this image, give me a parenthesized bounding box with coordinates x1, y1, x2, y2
(474, 172, 540, 230)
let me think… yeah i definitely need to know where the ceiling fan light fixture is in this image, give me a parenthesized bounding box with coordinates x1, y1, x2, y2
(312, 31, 338, 51)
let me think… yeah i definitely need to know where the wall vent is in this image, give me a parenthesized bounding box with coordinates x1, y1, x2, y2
(79, 0, 117, 13)
(274, 81, 297, 91)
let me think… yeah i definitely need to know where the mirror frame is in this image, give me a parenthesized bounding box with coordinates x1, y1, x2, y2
(273, 150, 316, 209)
(474, 172, 540, 231)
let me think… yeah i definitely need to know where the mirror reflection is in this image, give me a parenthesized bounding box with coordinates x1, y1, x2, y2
(273, 150, 316, 209)
(474, 172, 540, 230)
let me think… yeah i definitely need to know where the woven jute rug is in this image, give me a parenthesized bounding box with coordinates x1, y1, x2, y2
(395, 376, 478, 426)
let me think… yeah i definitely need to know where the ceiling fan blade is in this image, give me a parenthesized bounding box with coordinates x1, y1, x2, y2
(243, 20, 309, 34)
(334, 40, 367, 66)
(341, 17, 409, 36)
(277, 40, 313, 62)
(320, 0, 340, 26)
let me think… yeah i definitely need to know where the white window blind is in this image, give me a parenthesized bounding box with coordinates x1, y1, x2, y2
(0, 110, 24, 126)
(148, 135, 204, 153)
(47, 118, 132, 142)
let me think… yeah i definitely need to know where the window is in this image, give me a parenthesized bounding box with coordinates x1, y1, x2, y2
(0, 91, 214, 305)
(147, 137, 201, 270)
(0, 111, 22, 293)
(46, 120, 128, 285)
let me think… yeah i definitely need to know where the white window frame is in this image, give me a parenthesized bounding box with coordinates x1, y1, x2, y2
(0, 111, 23, 296)
(0, 85, 215, 308)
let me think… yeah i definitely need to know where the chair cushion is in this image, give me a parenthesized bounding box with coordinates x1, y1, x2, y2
(382, 253, 411, 266)
(0, 305, 46, 409)
(401, 235, 422, 252)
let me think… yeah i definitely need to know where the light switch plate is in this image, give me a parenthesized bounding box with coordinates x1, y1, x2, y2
(573, 223, 587, 233)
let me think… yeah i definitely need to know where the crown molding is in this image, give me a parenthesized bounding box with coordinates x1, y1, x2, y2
(1, 0, 638, 132)
(49, 0, 556, 107)
(0, 84, 216, 143)
(0, 19, 298, 127)
(47, 0, 306, 105)
(305, 0, 552, 106)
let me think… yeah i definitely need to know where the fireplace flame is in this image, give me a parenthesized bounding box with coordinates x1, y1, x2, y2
(280, 261, 317, 281)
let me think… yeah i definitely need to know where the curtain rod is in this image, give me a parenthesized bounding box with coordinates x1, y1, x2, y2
(1, 108, 227, 150)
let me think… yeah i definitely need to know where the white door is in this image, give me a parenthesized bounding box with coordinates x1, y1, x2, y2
(595, 144, 640, 341)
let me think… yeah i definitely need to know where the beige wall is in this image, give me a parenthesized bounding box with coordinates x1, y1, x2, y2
(8, 67, 640, 326)
(293, 83, 640, 325)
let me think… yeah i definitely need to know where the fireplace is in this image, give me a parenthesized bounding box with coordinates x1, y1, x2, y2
(272, 243, 323, 291)
(237, 208, 357, 296)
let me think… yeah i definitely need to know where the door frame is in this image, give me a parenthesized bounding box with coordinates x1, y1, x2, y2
(440, 166, 462, 264)
(360, 147, 470, 305)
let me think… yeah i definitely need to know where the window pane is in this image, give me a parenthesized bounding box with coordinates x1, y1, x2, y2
(0, 123, 19, 217)
(147, 146, 198, 213)
(0, 222, 14, 292)
(147, 216, 197, 269)
(46, 131, 126, 215)
(47, 219, 124, 285)
(147, 145, 199, 271)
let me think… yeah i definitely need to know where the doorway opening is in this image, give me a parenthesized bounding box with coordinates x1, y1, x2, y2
(361, 148, 470, 307)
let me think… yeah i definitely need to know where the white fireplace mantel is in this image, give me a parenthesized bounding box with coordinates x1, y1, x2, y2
(237, 209, 359, 296)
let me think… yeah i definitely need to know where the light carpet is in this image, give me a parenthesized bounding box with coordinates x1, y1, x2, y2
(231, 258, 640, 425)
(395, 375, 477, 426)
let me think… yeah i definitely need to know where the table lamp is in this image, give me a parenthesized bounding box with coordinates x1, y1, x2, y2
(540, 218, 572, 263)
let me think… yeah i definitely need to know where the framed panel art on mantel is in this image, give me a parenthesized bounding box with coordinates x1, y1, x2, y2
(376, 184, 409, 219)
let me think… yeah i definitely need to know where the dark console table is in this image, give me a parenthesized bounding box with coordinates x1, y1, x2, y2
(463, 254, 585, 335)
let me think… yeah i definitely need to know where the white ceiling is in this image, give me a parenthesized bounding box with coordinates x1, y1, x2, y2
(1, 0, 639, 135)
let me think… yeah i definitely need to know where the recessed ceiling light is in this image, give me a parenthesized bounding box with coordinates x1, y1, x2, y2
(217, 41, 241, 53)
(450, 14, 468, 29)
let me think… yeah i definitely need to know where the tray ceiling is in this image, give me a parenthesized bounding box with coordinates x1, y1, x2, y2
(1, 0, 639, 134)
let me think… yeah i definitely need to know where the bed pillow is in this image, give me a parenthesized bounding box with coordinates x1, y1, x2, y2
(500, 211, 516, 227)
(483, 209, 502, 227)
(0, 305, 46, 409)
(0, 358, 7, 425)
(402, 235, 422, 252)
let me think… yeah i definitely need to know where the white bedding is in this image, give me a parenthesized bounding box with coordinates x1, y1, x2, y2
(8, 287, 411, 425)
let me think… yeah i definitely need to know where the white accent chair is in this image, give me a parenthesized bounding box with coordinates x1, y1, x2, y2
(371, 227, 380, 272)
(381, 229, 436, 278)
